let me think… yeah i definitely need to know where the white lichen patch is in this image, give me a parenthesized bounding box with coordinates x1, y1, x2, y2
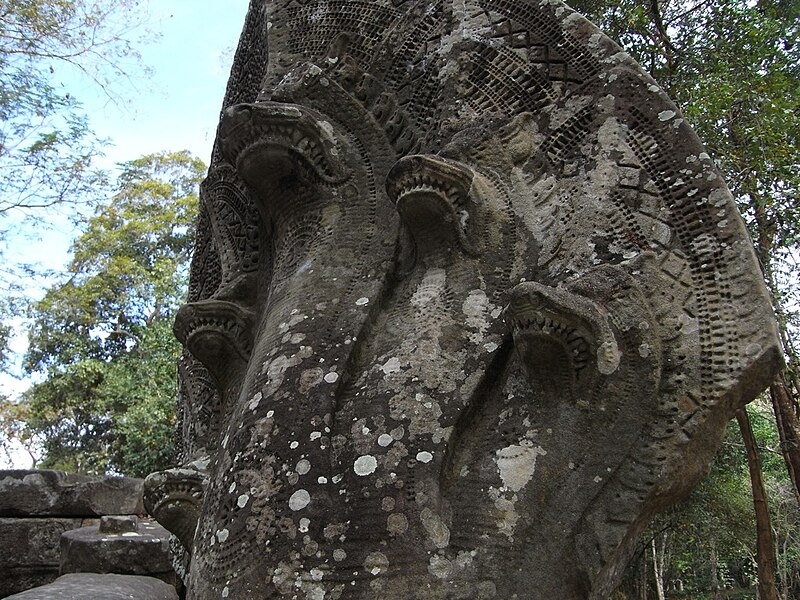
(355, 297, 370, 306)
(490, 488, 520, 540)
(216, 528, 230, 543)
(364, 552, 389, 576)
(428, 555, 451, 579)
(272, 561, 299, 595)
(282, 311, 305, 328)
(353, 455, 378, 476)
(296, 459, 311, 475)
(462, 289, 492, 343)
(260, 351, 308, 397)
(289, 489, 311, 511)
(237, 494, 249, 508)
(389, 393, 444, 440)
(299, 518, 311, 533)
(324, 371, 339, 384)
(299, 368, 324, 394)
(596, 340, 621, 375)
(416, 451, 433, 464)
(387, 512, 409, 535)
(380, 357, 401, 375)
(248, 391, 262, 411)
(420, 507, 450, 548)
(384, 442, 409, 470)
(495, 444, 547, 492)
(333, 549, 347, 562)
(410, 268, 446, 307)
(305, 585, 325, 600)
(658, 110, 676, 122)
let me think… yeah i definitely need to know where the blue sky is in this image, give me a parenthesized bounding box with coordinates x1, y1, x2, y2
(0, 1, 251, 465)
(4, 0, 250, 270)
(90, 1, 250, 168)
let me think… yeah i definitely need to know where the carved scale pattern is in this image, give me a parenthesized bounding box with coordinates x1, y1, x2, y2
(201, 164, 263, 285)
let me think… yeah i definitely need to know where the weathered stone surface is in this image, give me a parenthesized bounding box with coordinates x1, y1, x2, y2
(98, 514, 139, 534)
(0, 518, 84, 598)
(0, 470, 144, 517)
(59, 517, 173, 580)
(148, 1, 783, 598)
(3, 573, 178, 600)
(0, 569, 59, 600)
(0, 518, 83, 569)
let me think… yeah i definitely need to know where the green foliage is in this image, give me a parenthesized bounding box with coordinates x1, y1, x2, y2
(17, 150, 205, 477)
(25, 151, 203, 373)
(0, 0, 153, 401)
(0, 392, 41, 466)
(616, 403, 800, 597)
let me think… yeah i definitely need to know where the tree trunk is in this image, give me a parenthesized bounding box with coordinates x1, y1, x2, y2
(770, 372, 800, 506)
(779, 536, 789, 600)
(710, 537, 722, 600)
(745, 177, 800, 508)
(652, 536, 666, 600)
(736, 409, 780, 600)
(641, 547, 648, 600)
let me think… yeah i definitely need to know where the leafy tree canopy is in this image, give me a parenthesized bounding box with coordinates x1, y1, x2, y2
(12, 150, 205, 477)
(0, 0, 152, 370)
(0, 0, 149, 217)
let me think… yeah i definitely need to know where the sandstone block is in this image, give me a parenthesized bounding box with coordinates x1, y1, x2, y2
(59, 517, 173, 581)
(0, 518, 83, 569)
(0, 470, 144, 517)
(0, 518, 83, 598)
(3, 573, 178, 600)
(0, 569, 59, 599)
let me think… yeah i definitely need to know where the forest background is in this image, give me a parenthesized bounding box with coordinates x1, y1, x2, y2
(0, 1, 798, 599)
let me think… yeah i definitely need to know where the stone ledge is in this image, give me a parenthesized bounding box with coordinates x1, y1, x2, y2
(0, 470, 144, 517)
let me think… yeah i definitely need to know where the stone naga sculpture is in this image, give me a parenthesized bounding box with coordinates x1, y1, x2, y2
(144, 1, 782, 598)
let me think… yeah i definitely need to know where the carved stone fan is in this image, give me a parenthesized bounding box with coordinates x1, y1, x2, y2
(144, 2, 781, 598)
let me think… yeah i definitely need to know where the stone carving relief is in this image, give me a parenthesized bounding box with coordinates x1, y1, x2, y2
(144, 1, 782, 598)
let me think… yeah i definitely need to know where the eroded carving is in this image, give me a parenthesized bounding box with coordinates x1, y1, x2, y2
(150, 1, 783, 598)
